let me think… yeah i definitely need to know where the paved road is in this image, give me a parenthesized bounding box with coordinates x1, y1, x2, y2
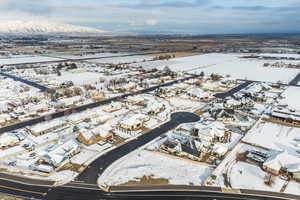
(289, 73, 300, 86)
(74, 112, 200, 184)
(214, 81, 253, 99)
(0, 173, 53, 200)
(0, 72, 49, 91)
(0, 75, 198, 134)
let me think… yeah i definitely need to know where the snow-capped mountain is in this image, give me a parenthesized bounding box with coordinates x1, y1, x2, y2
(0, 20, 107, 35)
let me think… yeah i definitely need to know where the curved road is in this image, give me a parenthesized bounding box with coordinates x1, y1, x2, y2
(74, 112, 200, 184)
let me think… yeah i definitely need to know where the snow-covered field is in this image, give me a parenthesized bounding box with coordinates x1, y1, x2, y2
(244, 122, 300, 152)
(98, 150, 213, 186)
(230, 162, 285, 192)
(54, 52, 126, 60)
(91, 55, 154, 64)
(0, 55, 65, 65)
(131, 53, 300, 83)
(259, 53, 300, 59)
(285, 181, 300, 195)
(278, 86, 300, 110)
(47, 71, 105, 85)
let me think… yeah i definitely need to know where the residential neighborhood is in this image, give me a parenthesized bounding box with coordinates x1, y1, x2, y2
(0, 26, 300, 200)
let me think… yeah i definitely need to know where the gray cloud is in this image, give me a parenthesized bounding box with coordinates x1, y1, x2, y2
(115, 0, 209, 9)
(0, 0, 52, 15)
(231, 6, 269, 11)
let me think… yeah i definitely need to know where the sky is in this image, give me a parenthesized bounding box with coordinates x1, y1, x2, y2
(0, 0, 300, 34)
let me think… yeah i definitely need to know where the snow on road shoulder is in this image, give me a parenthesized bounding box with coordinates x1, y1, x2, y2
(98, 150, 213, 186)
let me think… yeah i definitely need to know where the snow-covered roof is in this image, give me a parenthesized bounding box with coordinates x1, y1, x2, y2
(187, 87, 209, 98)
(194, 121, 226, 138)
(212, 143, 228, 156)
(263, 151, 300, 173)
(29, 119, 66, 134)
(40, 139, 80, 167)
(119, 113, 149, 128)
(0, 132, 19, 147)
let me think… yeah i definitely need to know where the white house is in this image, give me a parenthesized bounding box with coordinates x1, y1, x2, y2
(192, 121, 229, 143)
(39, 139, 80, 167)
(0, 132, 20, 149)
(186, 87, 210, 100)
(117, 114, 150, 132)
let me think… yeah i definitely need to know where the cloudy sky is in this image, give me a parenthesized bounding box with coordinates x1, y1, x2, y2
(0, 0, 300, 34)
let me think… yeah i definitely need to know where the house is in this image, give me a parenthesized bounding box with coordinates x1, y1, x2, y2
(212, 143, 228, 158)
(0, 132, 20, 149)
(262, 151, 300, 178)
(160, 140, 180, 154)
(39, 139, 80, 168)
(102, 102, 123, 113)
(269, 107, 300, 125)
(0, 100, 13, 113)
(220, 79, 237, 88)
(90, 114, 113, 126)
(28, 119, 68, 136)
(143, 101, 165, 115)
(160, 139, 201, 161)
(34, 164, 54, 173)
(202, 81, 222, 92)
(209, 108, 235, 121)
(224, 97, 254, 109)
(179, 140, 201, 161)
(117, 114, 150, 133)
(67, 112, 99, 125)
(56, 96, 83, 108)
(0, 113, 13, 126)
(77, 125, 114, 145)
(192, 121, 230, 143)
(126, 95, 146, 105)
(186, 87, 210, 101)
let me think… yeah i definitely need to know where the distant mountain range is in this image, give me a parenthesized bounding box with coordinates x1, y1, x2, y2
(0, 20, 111, 35)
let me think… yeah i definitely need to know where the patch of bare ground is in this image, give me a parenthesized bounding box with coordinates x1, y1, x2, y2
(119, 175, 169, 186)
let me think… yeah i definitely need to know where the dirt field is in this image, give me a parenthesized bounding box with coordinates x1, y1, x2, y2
(119, 175, 169, 186)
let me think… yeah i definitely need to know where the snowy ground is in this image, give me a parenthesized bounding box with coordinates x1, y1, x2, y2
(131, 53, 300, 84)
(47, 71, 105, 86)
(278, 86, 300, 110)
(285, 180, 300, 195)
(52, 53, 126, 60)
(244, 121, 300, 153)
(259, 53, 300, 59)
(0, 55, 65, 65)
(230, 162, 285, 192)
(91, 55, 154, 64)
(98, 150, 213, 186)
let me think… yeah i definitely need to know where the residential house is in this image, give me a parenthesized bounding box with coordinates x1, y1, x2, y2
(143, 101, 165, 115)
(102, 102, 123, 113)
(39, 139, 80, 168)
(28, 120, 68, 136)
(186, 87, 210, 101)
(77, 125, 114, 145)
(117, 114, 150, 133)
(192, 121, 231, 143)
(0, 132, 20, 149)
